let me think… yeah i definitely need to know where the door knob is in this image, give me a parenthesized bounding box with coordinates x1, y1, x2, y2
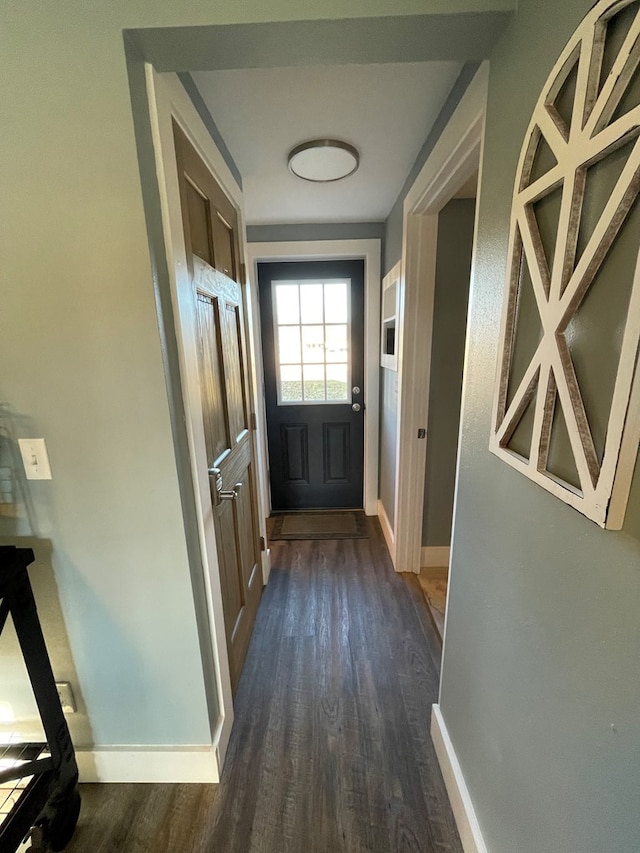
(352, 402, 361, 412)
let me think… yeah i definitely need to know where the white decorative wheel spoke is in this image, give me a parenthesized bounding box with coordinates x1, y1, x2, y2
(491, 0, 640, 528)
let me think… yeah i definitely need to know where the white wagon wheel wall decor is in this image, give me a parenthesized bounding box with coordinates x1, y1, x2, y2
(491, 0, 640, 528)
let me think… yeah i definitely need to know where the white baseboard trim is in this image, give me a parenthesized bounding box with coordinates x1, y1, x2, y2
(420, 545, 451, 568)
(262, 547, 272, 584)
(76, 745, 220, 783)
(377, 499, 395, 563)
(431, 705, 488, 853)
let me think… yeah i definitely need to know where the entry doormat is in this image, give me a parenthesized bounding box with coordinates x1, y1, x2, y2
(270, 511, 368, 540)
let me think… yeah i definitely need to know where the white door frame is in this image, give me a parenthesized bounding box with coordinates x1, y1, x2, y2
(247, 240, 381, 517)
(145, 67, 271, 776)
(393, 63, 489, 573)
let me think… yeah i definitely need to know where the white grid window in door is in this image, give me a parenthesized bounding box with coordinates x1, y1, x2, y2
(273, 280, 351, 404)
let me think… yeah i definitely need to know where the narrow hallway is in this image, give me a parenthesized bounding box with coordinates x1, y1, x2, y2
(211, 517, 460, 852)
(61, 518, 460, 853)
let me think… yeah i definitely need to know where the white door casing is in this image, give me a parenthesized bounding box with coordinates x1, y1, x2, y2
(247, 240, 381, 517)
(392, 63, 489, 574)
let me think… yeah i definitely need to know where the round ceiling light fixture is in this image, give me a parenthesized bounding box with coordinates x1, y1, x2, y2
(288, 139, 359, 183)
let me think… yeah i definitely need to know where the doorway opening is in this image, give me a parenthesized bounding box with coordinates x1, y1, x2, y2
(417, 180, 478, 640)
(390, 63, 487, 580)
(247, 239, 382, 519)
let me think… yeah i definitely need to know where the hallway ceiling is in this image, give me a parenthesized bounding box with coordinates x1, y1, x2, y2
(190, 62, 463, 225)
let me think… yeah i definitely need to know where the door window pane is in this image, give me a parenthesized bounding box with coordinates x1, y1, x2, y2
(326, 364, 348, 400)
(301, 325, 325, 363)
(280, 365, 303, 402)
(278, 325, 301, 364)
(324, 282, 348, 323)
(324, 325, 348, 363)
(273, 279, 351, 405)
(303, 365, 325, 401)
(275, 284, 299, 325)
(300, 284, 324, 324)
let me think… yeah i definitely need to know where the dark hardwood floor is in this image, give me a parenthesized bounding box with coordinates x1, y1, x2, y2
(64, 517, 460, 853)
(61, 783, 218, 853)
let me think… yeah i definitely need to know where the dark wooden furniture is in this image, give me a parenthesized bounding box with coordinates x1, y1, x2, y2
(0, 546, 80, 852)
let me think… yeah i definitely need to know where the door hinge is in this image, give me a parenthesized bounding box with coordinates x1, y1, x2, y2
(418, 428, 426, 439)
(240, 262, 247, 283)
(250, 412, 258, 431)
(260, 536, 266, 551)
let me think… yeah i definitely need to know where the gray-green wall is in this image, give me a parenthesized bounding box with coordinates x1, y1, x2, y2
(440, 2, 640, 852)
(383, 63, 480, 277)
(423, 199, 475, 547)
(1, 7, 212, 747)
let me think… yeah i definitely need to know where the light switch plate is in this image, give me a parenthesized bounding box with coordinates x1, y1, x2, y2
(55, 681, 77, 714)
(18, 438, 52, 480)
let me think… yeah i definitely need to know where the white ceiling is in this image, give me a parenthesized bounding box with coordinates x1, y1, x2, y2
(191, 62, 463, 225)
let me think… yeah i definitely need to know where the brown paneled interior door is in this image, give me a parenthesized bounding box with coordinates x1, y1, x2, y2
(173, 122, 262, 694)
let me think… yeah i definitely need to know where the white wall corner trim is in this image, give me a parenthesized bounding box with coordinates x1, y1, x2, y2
(431, 705, 488, 853)
(77, 745, 220, 784)
(261, 547, 272, 584)
(420, 546, 450, 568)
(377, 499, 395, 561)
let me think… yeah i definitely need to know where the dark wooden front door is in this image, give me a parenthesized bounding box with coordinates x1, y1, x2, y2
(258, 260, 365, 510)
(174, 123, 262, 693)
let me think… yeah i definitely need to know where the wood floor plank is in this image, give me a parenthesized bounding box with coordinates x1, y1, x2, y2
(62, 783, 219, 853)
(212, 517, 462, 853)
(62, 517, 461, 853)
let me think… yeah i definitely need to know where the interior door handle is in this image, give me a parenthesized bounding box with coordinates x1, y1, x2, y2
(352, 403, 361, 412)
(208, 466, 223, 493)
(208, 467, 242, 502)
(220, 482, 243, 501)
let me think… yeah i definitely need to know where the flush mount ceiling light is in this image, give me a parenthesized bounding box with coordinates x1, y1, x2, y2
(288, 139, 359, 183)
